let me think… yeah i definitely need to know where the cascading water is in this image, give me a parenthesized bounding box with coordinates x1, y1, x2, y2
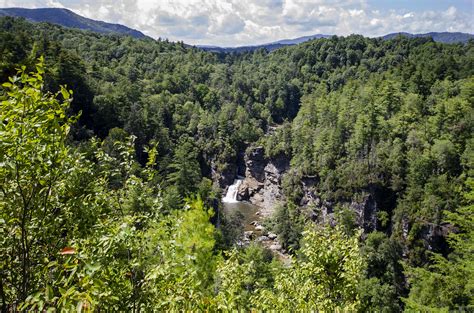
(222, 178, 243, 203)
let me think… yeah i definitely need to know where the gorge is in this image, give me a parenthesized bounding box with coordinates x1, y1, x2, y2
(0, 14, 472, 311)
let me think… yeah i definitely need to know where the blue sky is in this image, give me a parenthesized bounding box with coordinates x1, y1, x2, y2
(368, 0, 472, 13)
(0, 0, 472, 46)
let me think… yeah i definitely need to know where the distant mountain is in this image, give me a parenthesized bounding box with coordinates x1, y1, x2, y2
(199, 34, 332, 53)
(272, 34, 332, 45)
(0, 7, 147, 38)
(1, 9, 471, 49)
(199, 43, 289, 53)
(200, 32, 473, 53)
(382, 32, 474, 44)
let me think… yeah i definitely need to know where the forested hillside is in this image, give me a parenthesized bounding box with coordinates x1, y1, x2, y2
(0, 8, 147, 38)
(0, 16, 473, 311)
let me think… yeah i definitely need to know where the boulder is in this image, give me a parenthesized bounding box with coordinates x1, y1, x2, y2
(237, 178, 263, 201)
(237, 181, 250, 201)
(267, 233, 277, 240)
(269, 244, 282, 251)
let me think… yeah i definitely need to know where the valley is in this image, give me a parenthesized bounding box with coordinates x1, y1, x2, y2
(0, 12, 472, 312)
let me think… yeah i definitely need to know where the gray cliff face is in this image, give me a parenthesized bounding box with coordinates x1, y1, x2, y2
(237, 147, 289, 216)
(351, 194, 378, 232)
(223, 146, 382, 234)
(419, 223, 452, 253)
(302, 193, 378, 233)
(399, 215, 452, 257)
(245, 146, 266, 182)
(298, 176, 379, 233)
(213, 151, 246, 189)
(212, 159, 237, 189)
(234, 146, 381, 232)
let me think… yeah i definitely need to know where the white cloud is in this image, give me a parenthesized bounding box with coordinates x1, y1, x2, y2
(0, 0, 472, 46)
(211, 13, 245, 35)
(46, 0, 65, 8)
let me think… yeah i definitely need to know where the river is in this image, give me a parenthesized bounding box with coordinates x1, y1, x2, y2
(222, 178, 290, 263)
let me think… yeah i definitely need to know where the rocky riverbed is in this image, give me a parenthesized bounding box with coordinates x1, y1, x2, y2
(222, 192, 289, 261)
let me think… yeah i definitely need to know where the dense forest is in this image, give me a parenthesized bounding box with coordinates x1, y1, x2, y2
(0, 16, 473, 311)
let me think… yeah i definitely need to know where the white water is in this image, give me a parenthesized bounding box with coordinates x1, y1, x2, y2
(222, 178, 243, 203)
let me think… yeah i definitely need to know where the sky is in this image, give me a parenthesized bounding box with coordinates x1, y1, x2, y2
(0, 0, 473, 46)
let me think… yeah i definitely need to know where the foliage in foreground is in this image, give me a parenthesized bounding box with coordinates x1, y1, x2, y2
(0, 61, 365, 311)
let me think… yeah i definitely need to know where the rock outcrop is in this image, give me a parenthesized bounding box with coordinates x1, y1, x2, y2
(299, 177, 380, 233)
(245, 146, 266, 182)
(221, 145, 384, 235)
(211, 159, 237, 188)
(237, 146, 289, 216)
(351, 194, 378, 232)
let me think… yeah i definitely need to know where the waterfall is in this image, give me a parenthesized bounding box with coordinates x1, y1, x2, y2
(222, 178, 243, 203)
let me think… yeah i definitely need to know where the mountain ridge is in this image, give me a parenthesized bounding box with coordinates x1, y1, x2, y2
(198, 34, 333, 53)
(382, 31, 473, 44)
(0, 8, 472, 51)
(199, 31, 473, 53)
(0, 7, 147, 38)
